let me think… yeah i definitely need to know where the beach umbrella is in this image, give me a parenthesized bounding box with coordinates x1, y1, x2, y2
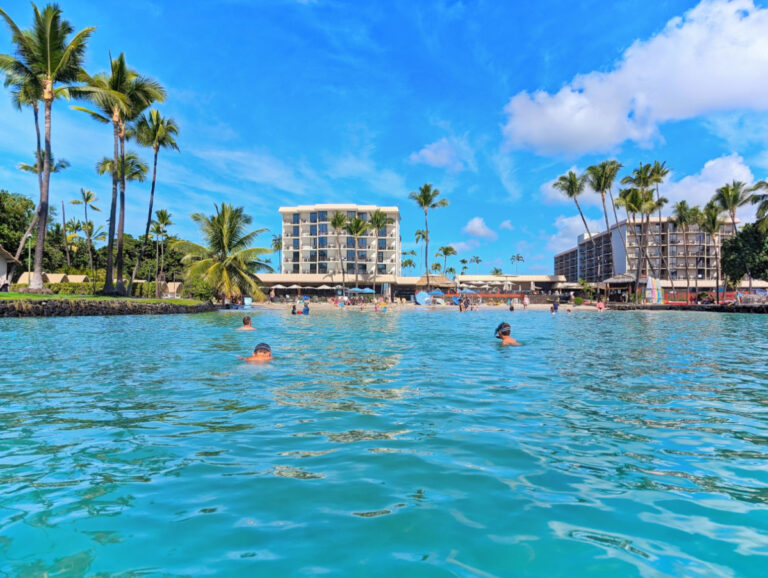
(361, 288, 375, 294)
(316, 284, 332, 290)
(271, 284, 287, 289)
(428, 289, 444, 296)
(460, 289, 477, 294)
(288, 284, 303, 289)
(348, 287, 363, 293)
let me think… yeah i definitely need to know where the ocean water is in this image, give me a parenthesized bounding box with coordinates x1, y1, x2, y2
(1, 307, 767, 576)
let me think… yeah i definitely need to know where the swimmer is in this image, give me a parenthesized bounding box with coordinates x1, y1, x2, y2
(239, 342, 272, 362)
(237, 316, 255, 331)
(291, 304, 297, 315)
(596, 299, 605, 313)
(494, 322, 520, 346)
(302, 301, 310, 315)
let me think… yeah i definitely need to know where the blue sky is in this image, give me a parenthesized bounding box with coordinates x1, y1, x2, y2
(1, 0, 767, 274)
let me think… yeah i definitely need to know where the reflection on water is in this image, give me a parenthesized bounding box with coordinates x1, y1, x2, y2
(1, 309, 768, 575)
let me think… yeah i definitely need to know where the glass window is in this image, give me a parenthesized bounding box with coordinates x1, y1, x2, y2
(318, 250, 328, 261)
(292, 263, 299, 273)
(358, 264, 367, 273)
(347, 211, 356, 218)
(318, 224, 328, 235)
(292, 239, 299, 250)
(378, 227, 386, 237)
(310, 212, 317, 223)
(292, 213, 299, 224)
(318, 211, 327, 222)
(319, 263, 328, 274)
(358, 238, 367, 249)
(347, 236, 355, 248)
(292, 226, 299, 236)
(378, 264, 387, 274)
(346, 262, 355, 274)
(358, 251, 367, 260)
(292, 251, 299, 262)
(318, 237, 327, 248)
(378, 251, 384, 263)
(309, 263, 317, 273)
(347, 250, 356, 262)
(310, 225, 317, 236)
(358, 212, 367, 221)
(378, 239, 386, 250)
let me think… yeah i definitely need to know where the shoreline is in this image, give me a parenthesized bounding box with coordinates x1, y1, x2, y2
(0, 298, 216, 318)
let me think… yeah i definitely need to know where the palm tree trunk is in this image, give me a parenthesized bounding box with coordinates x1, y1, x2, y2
(682, 224, 690, 303)
(104, 121, 119, 294)
(608, 188, 629, 263)
(30, 98, 54, 291)
(130, 146, 159, 294)
(115, 132, 127, 295)
(154, 240, 160, 298)
(715, 234, 721, 304)
(601, 193, 615, 277)
(423, 210, 431, 289)
(161, 236, 165, 276)
(61, 200, 70, 268)
(336, 231, 346, 289)
(372, 232, 378, 294)
(354, 237, 360, 288)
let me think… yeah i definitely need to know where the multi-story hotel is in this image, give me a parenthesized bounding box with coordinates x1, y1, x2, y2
(278, 204, 401, 277)
(554, 216, 741, 289)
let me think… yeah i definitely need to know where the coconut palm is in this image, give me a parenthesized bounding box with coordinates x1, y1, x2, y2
(621, 164, 658, 284)
(343, 216, 369, 288)
(616, 187, 646, 299)
(491, 266, 502, 275)
(586, 160, 624, 274)
(271, 234, 282, 271)
(553, 171, 598, 275)
(713, 181, 754, 233)
(672, 201, 695, 303)
(459, 258, 468, 275)
(436, 245, 456, 273)
(470, 255, 482, 274)
(127, 109, 179, 291)
(74, 53, 165, 294)
(0, 4, 94, 290)
(154, 209, 173, 283)
(414, 229, 427, 269)
(445, 266, 456, 278)
(369, 209, 394, 294)
(71, 188, 100, 277)
(330, 212, 347, 289)
(700, 201, 726, 304)
(173, 203, 272, 301)
(402, 258, 416, 274)
(750, 181, 768, 230)
(511, 253, 524, 273)
(409, 183, 449, 288)
(18, 150, 69, 174)
(431, 262, 442, 273)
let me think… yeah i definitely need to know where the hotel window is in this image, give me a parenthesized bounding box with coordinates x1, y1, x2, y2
(318, 250, 328, 261)
(310, 212, 317, 223)
(292, 239, 299, 250)
(378, 227, 386, 237)
(347, 236, 355, 248)
(309, 264, 317, 273)
(310, 250, 317, 261)
(310, 225, 317, 236)
(292, 264, 299, 273)
(318, 263, 328, 274)
(347, 250, 355, 262)
(347, 211, 356, 218)
(318, 223, 328, 235)
(358, 212, 367, 221)
(358, 251, 367, 260)
(358, 264, 367, 273)
(346, 262, 355, 274)
(378, 239, 386, 250)
(378, 264, 387, 274)
(318, 236, 327, 248)
(292, 213, 299, 224)
(358, 238, 367, 249)
(292, 251, 299, 262)
(292, 225, 299, 237)
(318, 211, 327, 222)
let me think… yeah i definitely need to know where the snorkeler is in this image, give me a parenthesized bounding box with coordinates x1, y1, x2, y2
(494, 322, 520, 346)
(239, 342, 273, 362)
(237, 316, 255, 331)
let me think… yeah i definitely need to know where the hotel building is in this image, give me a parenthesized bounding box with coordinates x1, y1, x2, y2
(277, 204, 401, 277)
(554, 216, 743, 289)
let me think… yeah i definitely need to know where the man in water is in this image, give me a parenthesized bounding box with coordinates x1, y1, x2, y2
(237, 316, 255, 331)
(494, 322, 520, 346)
(553, 300, 559, 313)
(302, 301, 310, 315)
(239, 343, 272, 362)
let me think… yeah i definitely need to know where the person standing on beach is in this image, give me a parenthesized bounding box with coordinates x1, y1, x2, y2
(523, 295, 529, 310)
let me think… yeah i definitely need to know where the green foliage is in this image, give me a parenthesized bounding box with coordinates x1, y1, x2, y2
(130, 281, 157, 298)
(48, 282, 101, 295)
(0, 190, 35, 253)
(721, 223, 768, 282)
(574, 297, 583, 306)
(182, 276, 215, 302)
(577, 278, 594, 299)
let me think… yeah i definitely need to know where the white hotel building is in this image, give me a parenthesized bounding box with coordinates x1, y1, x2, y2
(267, 204, 401, 283)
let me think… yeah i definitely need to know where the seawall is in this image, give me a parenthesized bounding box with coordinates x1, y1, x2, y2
(0, 299, 216, 318)
(608, 303, 768, 314)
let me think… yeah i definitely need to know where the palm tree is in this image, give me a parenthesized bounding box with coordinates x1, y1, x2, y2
(616, 187, 646, 299)
(343, 216, 369, 288)
(173, 203, 272, 301)
(154, 209, 173, 283)
(71, 188, 100, 278)
(511, 253, 524, 273)
(621, 163, 658, 282)
(435, 245, 457, 273)
(553, 171, 598, 276)
(470, 255, 482, 274)
(271, 234, 282, 271)
(650, 161, 675, 292)
(150, 220, 163, 292)
(18, 150, 69, 174)
(491, 266, 502, 275)
(459, 258, 468, 275)
(690, 205, 703, 296)
(673, 200, 694, 303)
(586, 160, 624, 274)
(330, 212, 348, 289)
(409, 183, 449, 289)
(65, 218, 82, 262)
(74, 53, 165, 294)
(750, 181, 768, 230)
(700, 201, 726, 304)
(414, 229, 427, 270)
(0, 4, 94, 290)
(401, 258, 416, 274)
(368, 209, 394, 294)
(128, 109, 179, 292)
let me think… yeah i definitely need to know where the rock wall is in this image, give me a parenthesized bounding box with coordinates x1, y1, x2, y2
(0, 299, 216, 318)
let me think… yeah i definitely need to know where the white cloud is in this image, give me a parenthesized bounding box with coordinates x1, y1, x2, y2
(661, 153, 757, 221)
(328, 152, 407, 196)
(492, 152, 518, 199)
(502, 0, 768, 155)
(546, 215, 604, 253)
(409, 136, 475, 173)
(450, 239, 480, 253)
(462, 217, 497, 240)
(499, 220, 513, 230)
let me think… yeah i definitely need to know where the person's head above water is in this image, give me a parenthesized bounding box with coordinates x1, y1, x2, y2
(237, 315, 255, 330)
(243, 316, 251, 326)
(253, 342, 271, 357)
(495, 322, 511, 338)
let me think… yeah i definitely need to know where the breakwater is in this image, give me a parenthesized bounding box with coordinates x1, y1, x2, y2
(609, 303, 768, 314)
(0, 298, 216, 318)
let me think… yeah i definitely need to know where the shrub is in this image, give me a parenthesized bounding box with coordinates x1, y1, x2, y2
(183, 277, 215, 302)
(131, 281, 157, 298)
(574, 296, 583, 306)
(48, 282, 100, 295)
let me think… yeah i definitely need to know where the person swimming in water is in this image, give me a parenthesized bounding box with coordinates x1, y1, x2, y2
(237, 316, 255, 331)
(239, 342, 273, 362)
(494, 322, 520, 346)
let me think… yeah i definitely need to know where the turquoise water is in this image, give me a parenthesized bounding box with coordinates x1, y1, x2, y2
(2, 308, 768, 576)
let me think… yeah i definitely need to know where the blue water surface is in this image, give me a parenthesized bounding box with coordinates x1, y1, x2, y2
(1, 308, 768, 576)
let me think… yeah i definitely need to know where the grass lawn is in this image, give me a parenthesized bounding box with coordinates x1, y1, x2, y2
(0, 292, 202, 306)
